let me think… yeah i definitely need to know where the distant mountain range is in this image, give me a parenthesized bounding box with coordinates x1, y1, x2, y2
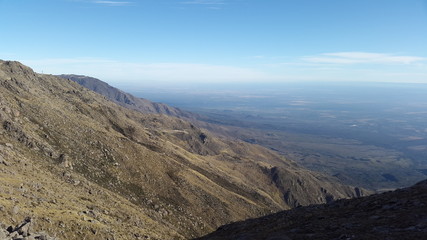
(0, 60, 368, 239)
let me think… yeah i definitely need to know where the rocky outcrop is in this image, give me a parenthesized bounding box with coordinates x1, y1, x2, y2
(1, 218, 56, 240)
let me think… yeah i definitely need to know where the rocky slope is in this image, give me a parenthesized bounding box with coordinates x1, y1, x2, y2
(0, 60, 367, 239)
(1, 217, 57, 240)
(198, 179, 427, 240)
(58, 74, 195, 118)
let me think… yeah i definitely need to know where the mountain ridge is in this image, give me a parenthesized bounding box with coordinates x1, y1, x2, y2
(58, 74, 196, 119)
(1, 60, 368, 239)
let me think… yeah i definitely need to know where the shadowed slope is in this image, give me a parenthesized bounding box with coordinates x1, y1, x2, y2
(198, 179, 427, 240)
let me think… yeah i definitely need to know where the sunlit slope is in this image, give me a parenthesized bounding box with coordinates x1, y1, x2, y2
(0, 60, 367, 239)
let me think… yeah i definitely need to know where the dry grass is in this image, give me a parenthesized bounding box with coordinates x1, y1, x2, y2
(0, 60, 369, 239)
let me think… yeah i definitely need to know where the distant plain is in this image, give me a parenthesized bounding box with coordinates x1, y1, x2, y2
(126, 82, 427, 190)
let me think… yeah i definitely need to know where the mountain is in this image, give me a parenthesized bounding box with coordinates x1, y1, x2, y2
(59, 75, 426, 192)
(198, 179, 427, 240)
(0, 60, 367, 239)
(58, 74, 195, 118)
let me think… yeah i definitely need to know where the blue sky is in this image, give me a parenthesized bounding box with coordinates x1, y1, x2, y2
(1, 0, 427, 85)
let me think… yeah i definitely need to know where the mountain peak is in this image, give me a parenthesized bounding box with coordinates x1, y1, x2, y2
(0, 60, 35, 76)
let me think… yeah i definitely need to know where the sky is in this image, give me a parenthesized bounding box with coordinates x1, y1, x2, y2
(1, 0, 427, 86)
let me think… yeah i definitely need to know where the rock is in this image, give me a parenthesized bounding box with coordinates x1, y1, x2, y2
(58, 221, 65, 228)
(9, 231, 19, 239)
(0, 228, 7, 239)
(36, 235, 48, 240)
(24, 236, 36, 240)
(12, 110, 20, 117)
(12, 205, 20, 214)
(1, 159, 10, 166)
(6, 217, 33, 238)
(0, 217, 59, 240)
(16, 218, 32, 237)
(3, 106, 12, 114)
(0, 155, 9, 166)
(58, 154, 73, 169)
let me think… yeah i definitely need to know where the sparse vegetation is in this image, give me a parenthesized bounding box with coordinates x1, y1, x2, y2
(0, 61, 369, 239)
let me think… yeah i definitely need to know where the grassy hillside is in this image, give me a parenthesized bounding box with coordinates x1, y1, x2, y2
(0, 60, 368, 239)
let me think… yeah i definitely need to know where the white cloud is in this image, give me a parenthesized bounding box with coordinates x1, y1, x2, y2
(303, 52, 426, 65)
(20, 52, 427, 85)
(93, 1, 133, 6)
(21, 58, 276, 84)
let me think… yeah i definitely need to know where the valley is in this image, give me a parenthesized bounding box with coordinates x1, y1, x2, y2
(125, 82, 427, 190)
(2, 1, 425, 239)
